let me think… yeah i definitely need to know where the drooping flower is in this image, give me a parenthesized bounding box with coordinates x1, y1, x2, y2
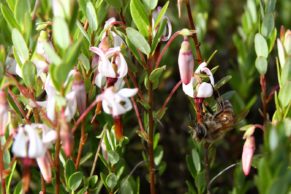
(182, 62, 214, 98)
(97, 86, 138, 117)
(0, 90, 9, 136)
(90, 47, 128, 79)
(72, 70, 86, 114)
(242, 136, 256, 176)
(12, 124, 56, 182)
(178, 37, 194, 85)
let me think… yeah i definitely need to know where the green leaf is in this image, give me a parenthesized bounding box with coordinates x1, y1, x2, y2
(130, 0, 149, 37)
(154, 1, 169, 28)
(13, 181, 23, 194)
(86, 1, 98, 31)
(151, 18, 167, 53)
(154, 146, 164, 166)
(254, 33, 268, 58)
(68, 172, 83, 191)
(126, 27, 150, 56)
(22, 61, 36, 87)
(1, 4, 19, 29)
(125, 37, 144, 66)
(65, 159, 75, 184)
(78, 53, 90, 73)
(142, 0, 158, 10)
(107, 150, 120, 165)
(77, 21, 90, 43)
(15, 0, 31, 26)
(88, 175, 99, 188)
(105, 0, 122, 9)
(42, 42, 62, 65)
(106, 173, 118, 189)
(53, 17, 70, 50)
(149, 65, 166, 89)
(191, 149, 201, 172)
(214, 75, 232, 90)
(12, 28, 29, 63)
(255, 56, 268, 74)
(261, 13, 274, 37)
(278, 81, 291, 108)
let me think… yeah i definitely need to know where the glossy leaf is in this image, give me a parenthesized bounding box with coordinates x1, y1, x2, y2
(126, 27, 150, 56)
(53, 17, 70, 50)
(21, 61, 36, 87)
(1, 4, 19, 29)
(130, 0, 149, 37)
(68, 171, 83, 191)
(255, 56, 268, 74)
(142, 0, 158, 10)
(154, 1, 169, 28)
(12, 28, 29, 63)
(149, 65, 166, 89)
(254, 33, 268, 58)
(106, 173, 118, 189)
(86, 1, 98, 31)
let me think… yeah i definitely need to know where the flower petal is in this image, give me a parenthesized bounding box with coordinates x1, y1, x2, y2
(116, 53, 128, 77)
(36, 153, 52, 183)
(196, 82, 213, 98)
(182, 77, 195, 98)
(118, 88, 138, 98)
(12, 127, 28, 157)
(26, 125, 46, 158)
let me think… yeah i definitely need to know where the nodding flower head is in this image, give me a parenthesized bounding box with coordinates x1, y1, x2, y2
(182, 62, 214, 98)
(178, 37, 194, 85)
(0, 90, 9, 136)
(96, 84, 138, 117)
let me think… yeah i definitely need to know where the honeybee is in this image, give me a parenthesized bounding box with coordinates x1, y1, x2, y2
(191, 98, 235, 142)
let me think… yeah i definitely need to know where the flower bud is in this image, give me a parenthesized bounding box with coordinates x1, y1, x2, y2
(72, 71, 86, 114)
(178, 37, 194, 85)
(0, 90, 9, 136)
(36, 152, 53, 183)
(242, 136, 255, 176)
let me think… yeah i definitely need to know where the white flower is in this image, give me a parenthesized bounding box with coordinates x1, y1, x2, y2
(12, 124, 56, 158)
(0, 91, 9, 136)
(182, 62, 214, 98)
(97, 86, 138, 117)
(90, 47, 128, 79)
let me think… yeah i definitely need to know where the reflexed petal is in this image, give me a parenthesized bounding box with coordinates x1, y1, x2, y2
(26, 125, 45, 158)
(201, 67, 215, 85)
(116, 54, 128, 77)
(65, 91, 77, 121)
(182, 78, 195, 98)
(112, 32, 124, 47)
(102, 99, 112, 114)
(195, 62, 207, 73)
(104, 17, 116, 29)
(196, 82, 213, 98)
(42, 129, 57, 145)
(12, 128, 28, 157)
(161, 16, 172, 41)
(94, 73, 106, 88)
(47, 97, 56, 121)
(118, 88, 138, 98)
(114, 79, 125, 90)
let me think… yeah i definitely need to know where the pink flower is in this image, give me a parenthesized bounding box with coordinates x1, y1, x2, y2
(72, 70, 86, 114)
(178, 37, 194, 85)
(242, 136, 256, 176)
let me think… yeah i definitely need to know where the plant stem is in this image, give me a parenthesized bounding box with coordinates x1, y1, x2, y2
(204, 143, 210, 194)
(41, 176, 46, 194)
(158, 81, 182, 117)
(156, 31, 180, 68)
(55, 122, 61, 194)
(148, 81, 156, 194)
(90, 135, 104, 176)
(0, 141, 6, 194)
(185, 0, 203, 64)
(260, 75, 268, 122)
(75, 122, 86, 169)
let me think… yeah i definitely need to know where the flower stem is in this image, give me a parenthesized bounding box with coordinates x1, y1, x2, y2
(0, 141, 6, 194)
(75, 122, 86, 169)
(185, 0, 203, 64)
(55, 122, 61, 194)
(260, 75, 268, 122)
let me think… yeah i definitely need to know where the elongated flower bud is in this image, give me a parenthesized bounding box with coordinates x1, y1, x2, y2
(242, 136, 255, 176)
(36, 152, 53, 183)
(0, 90, 9, 136)
(72, 71, 86, 114)
(178, 37, 194, 85)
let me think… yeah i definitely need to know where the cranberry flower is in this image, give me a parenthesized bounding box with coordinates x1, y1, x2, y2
(182, 62, 214, 98)
(178, 37, 194, 84)
(97, 86, 138, 117)
(152, 7, 172, 41)
(90, 47, 128, 80)
(242, 136, 256, 176)
(12, 124, 56, 182)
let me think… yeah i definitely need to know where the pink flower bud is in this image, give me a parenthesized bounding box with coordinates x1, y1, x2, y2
(72, 71, 86, 114)
(242, 136, 255, 176)
(178, 37, 194, 85)
(36, 152, 53, 183)
(0, 90, 9, 136)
